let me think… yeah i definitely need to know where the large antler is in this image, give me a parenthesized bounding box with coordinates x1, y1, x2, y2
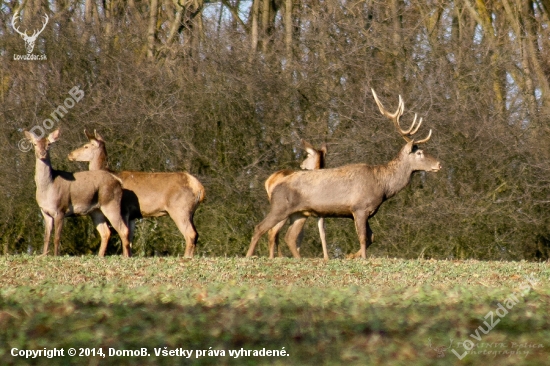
(33, 14, 49, 38)
(371, 89, 432, 144)
(12, 11, 48, 37)
(11, 11, 28, 38)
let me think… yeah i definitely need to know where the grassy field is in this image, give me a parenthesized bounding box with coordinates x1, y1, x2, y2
(0, 256, 549, 365)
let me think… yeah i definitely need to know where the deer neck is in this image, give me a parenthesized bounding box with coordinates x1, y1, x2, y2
(34, 155, 54, 191)
(381, 157, 413, 199)
(89, 149, 108, 171)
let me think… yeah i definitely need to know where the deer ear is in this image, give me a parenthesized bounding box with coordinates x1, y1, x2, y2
(47, 129, 60, 143)
(24, 130, 35, 142)
(320, 143, 327, 154)
(94, 130, 104, 142)
(301, 139, 314, 150)
(85, 129, 95, 141)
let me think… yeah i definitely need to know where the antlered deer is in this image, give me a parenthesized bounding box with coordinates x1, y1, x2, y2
(246, 89, 441, 259)
(68, 130, 205, 258)
(264, 139, 330, 259)
(24, 129, 132, 257)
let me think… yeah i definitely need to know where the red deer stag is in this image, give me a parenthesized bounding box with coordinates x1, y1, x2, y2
(246, 89, 441, 259)
(264, 139, 330, 259)
(24, 129, 132, 257)
(67, 130, 205, 258)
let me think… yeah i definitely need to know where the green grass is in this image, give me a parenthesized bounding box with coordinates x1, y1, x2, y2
(1, 256, 549, 365)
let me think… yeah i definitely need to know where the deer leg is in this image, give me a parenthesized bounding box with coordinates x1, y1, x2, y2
(296, 224, 305, 254)
(169, 210, 198, 258)
(318, 217, 329, 260)
(366, 222, 374, 250)
(52, 214, 65, 256)
(128, 219, 136, 249)
(352, 212, 369, 259)
(268, 219, 286, 259)
(122, 208, 134, 250)
(90, 210, 111, 257)
(247, 212, 289, 257)
(284, 213, 307, 259)
(41, 211, 53, 255)
(101, 203, 131, 257)
(348, 221, 374, 259)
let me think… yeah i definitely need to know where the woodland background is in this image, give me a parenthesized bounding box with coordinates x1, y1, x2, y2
(1, 0, 550, 260)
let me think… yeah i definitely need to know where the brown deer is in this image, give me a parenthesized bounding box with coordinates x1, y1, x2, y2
(264, 139, 330, 259)
(246, 89, 441, 259)
(67, 130, 205, 258)
(24, 129, 132, 257)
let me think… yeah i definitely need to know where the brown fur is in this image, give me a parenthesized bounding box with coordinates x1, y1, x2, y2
(25, 129, 131, 257)
(247, 140, 441, 259)
(68, 130, 205, 258)
(265, 140, 330, 259)
(265, 169, 294, 201)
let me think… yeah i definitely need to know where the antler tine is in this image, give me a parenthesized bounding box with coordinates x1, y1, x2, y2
(413, 129, 432, 144)
(11, 11, 28, 37)
(389, 95, 412, 137)
(399, 113, 415, 135)
(409, 116, 423, 135)
(371, 89, 402, 120)
(397, 95, 405, 116)
(400, 114, 423, 136)
(372, 89, 413, 139)
(38, 14, 49, 34)
(372, 89, 432, 144)
(31, 14, 49, 37)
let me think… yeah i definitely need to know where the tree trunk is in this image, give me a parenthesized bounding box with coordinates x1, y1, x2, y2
(147, 0, 159, 59)
(284, 0, 293, 62)
(250, 0, 260, 55)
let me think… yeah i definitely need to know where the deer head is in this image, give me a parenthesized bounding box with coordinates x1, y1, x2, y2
(300, 139, 327, 170)
(12, 11, 49, 54)
(372, 89, 441, 173)
(24, 129, 60, 160)
(68, 129, 105, 163)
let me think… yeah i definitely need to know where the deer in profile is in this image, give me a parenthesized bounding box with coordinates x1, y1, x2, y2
(24, 129, 132, 257)
(264, 139, 331, 259)
(68, 130, 205, 258)
(247, 89, 441, 259)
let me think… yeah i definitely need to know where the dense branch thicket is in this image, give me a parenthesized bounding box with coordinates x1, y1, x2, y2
(1, 0, 550, 260)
